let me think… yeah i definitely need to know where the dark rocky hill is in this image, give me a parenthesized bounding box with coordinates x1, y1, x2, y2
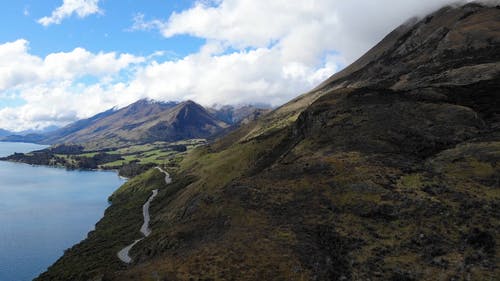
(36, 3, 500, 281)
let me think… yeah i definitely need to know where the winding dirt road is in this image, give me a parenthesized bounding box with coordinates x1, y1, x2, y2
(117, 167, 171, 263)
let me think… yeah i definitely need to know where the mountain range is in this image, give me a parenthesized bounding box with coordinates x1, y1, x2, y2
(34, 3, 500, 281)
(0, 128, 12, 137)
(0, 126, 60, 141)
(1, 100, 267, 149)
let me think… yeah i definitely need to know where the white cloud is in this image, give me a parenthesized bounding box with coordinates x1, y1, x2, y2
(0, 80, 143, 131)
(141, 0, 459, 63)
(38, 0, 102, 26)
(23, 6, 30, 16)
(0, 39, 143, 91)
(127, 47, 333, 106)
(1, 0, 488, 131)
(0, 39, 144, 131)
(0, 39, 331, 131)
(130, 13, 166, 32)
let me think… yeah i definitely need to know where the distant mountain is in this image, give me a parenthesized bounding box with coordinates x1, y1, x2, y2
(1, 133, 46, 143)
(18, 125, 60, 135)
(1, 100, 267, 148)
(40, 99, 228, 149)
(144, 100, 229, 142)
(0, 128, 51, 143)
(0, 129, 12, 137)
(41, 107, 121, 145)
(209, 105, 271, 125)
(0, 126, 59, 140)
(208, 105, 272, 140)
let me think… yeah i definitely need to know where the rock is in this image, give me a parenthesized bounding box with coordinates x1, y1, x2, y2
(466, 228, 495, 255)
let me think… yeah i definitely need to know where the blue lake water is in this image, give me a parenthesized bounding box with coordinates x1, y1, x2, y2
(0, 142, 125, 281)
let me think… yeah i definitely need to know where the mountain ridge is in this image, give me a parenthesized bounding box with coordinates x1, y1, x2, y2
(0, 128, 13, 137)
(1, 99, 271, 149)
(36, 3, 500, 281)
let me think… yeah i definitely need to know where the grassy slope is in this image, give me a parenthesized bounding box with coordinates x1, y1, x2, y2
(107, 86, 499, 281)
(35, 91, 499, 280)
(37, 4, 499, 281)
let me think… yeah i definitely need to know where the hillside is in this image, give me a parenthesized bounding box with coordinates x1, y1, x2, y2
(37, 3, 499, 281)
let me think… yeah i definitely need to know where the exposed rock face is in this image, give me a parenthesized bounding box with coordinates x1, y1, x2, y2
(296, 2, 500, 159)
(295, 85, 491, 158)
(36, 3, 500, 281)
(317, 3, 500, 91)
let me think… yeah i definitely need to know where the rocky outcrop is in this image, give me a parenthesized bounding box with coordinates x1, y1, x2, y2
(317, 3, 500, 92)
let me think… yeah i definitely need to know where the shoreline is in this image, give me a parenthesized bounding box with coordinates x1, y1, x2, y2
(0, 159, 124, 177)
(0, 142, 126, 281)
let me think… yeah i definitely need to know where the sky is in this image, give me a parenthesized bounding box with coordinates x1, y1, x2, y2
(0, 0, 481, 132)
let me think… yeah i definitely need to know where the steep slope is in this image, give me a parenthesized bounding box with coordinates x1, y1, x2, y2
(37, 3, 499, 281)
(241, 2, 500, 141)
(317, 2, 500, 92)
(42, 99, 228, 149)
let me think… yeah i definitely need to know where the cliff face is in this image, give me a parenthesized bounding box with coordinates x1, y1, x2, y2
(37, 3, 499, 281)
(317, 3, 500, 91)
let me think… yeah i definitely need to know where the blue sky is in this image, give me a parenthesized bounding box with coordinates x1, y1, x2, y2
(0, 0, 459, 132)
(0, 1, 202, 57)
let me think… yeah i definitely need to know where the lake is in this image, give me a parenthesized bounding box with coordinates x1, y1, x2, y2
(0, 142, 126, 281)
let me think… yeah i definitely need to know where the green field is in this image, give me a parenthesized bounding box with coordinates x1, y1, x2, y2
(2, 139, 207, 176)
(91, 139, 207, 168)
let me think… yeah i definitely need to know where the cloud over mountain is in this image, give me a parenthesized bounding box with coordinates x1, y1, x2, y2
(1, 0, 489, 131)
